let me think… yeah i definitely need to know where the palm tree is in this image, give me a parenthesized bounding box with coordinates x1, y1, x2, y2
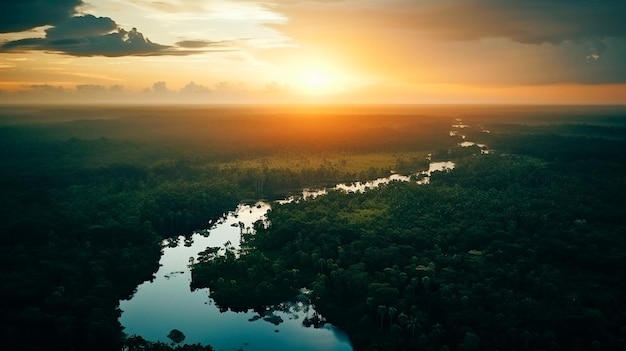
(377, 305, 387, 329)
(388, 306, 397, 331)
(406, 316, 419, 339)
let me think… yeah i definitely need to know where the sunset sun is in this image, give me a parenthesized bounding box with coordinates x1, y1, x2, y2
(298, 68, 334, 94)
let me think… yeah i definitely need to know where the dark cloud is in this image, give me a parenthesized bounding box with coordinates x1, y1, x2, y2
(278, 0, 626, 46)
(0, 0, 239, 57)
(398, 0, 626, 77)
(0, 15, 174, 57)
(45, 15, 116, 39)
(398, 0, 626, 45)
(0, 0, 83, 33)
(276, 0, 626, 45)
(0, 13, 236, 57)
(0, 3, 210, 57)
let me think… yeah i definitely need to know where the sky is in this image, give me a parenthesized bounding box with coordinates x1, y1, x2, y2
(1, 0, 625, 104)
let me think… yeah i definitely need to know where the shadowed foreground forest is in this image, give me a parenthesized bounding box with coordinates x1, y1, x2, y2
(1, 105, 626, 350)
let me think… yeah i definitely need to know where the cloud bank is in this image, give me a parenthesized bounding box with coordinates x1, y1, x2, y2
(1, 15, 171, 57)
(0, 0, 84, 33)
(0, 0, 215, 56)
(385, 0, 626, 45)
(275, 0, 626, 44)
(269, 0, 626, 84)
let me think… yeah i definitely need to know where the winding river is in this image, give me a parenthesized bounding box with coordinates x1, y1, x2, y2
(119, 201, 352, 350)
(119, 121, 477, 350)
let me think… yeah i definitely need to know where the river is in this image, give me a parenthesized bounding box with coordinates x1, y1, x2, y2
(119, 121, 478, 350)
(119, 200, 355, 350)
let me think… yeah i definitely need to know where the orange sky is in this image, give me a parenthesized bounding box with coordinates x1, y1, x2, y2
(1, 0, 625, 104)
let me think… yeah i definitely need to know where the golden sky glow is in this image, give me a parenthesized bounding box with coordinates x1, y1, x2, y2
(1, 0, 625, 104)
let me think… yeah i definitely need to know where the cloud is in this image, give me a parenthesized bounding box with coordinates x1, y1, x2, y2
(75, 84, 108, 93)
(0, 4, 214, 57)
(180, 81, 211, 94)
(0, 0, 83, 33)
(175, 40, 231, 49)
(45, 15, 116, 39)
(27, 84, 67, 93)
(265, 81, 291, 93)
(126, 0, 208, 13)
(151, 81, 169, 93)
(267, 0, 626, 84)
(275, 0, 626, 44)
(0, 14, 176, 57)
(388, 0, 626, 53)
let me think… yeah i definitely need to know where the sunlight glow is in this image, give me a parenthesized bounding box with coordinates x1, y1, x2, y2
(297, 68, 335, 95)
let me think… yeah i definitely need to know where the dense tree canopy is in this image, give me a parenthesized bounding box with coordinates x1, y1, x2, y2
(0, 106, 457, 350)
(2, 105, 625, 350)
(193, 122, 626, 350)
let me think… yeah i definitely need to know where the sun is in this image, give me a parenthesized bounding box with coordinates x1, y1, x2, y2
(298, 68, 334, 94)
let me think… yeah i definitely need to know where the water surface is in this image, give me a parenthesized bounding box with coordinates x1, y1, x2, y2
(120, 120, 474, 349)
(120, 202, 352, 351)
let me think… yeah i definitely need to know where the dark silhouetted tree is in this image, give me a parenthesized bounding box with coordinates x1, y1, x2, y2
(167, 329, 185, 345)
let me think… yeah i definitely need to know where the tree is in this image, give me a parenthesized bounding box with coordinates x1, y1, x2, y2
(388, 306, 397, 331)
(125, 335, 147, 350)
(406, 315, 419, 339)
(167, 329, 185, 345)
(377, 305, 387, 329)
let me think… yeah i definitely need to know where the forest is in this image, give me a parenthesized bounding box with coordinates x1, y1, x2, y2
(1, 104, 625, 350)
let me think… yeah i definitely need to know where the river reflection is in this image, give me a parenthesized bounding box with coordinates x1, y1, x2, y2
(279, 161, 456, 205)
(120, 120, 488, 349)
(120, 202, 352, 351)
(120, 160, 459, 350)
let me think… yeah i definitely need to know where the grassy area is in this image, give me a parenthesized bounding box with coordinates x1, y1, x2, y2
(217, 151, 431, 175)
